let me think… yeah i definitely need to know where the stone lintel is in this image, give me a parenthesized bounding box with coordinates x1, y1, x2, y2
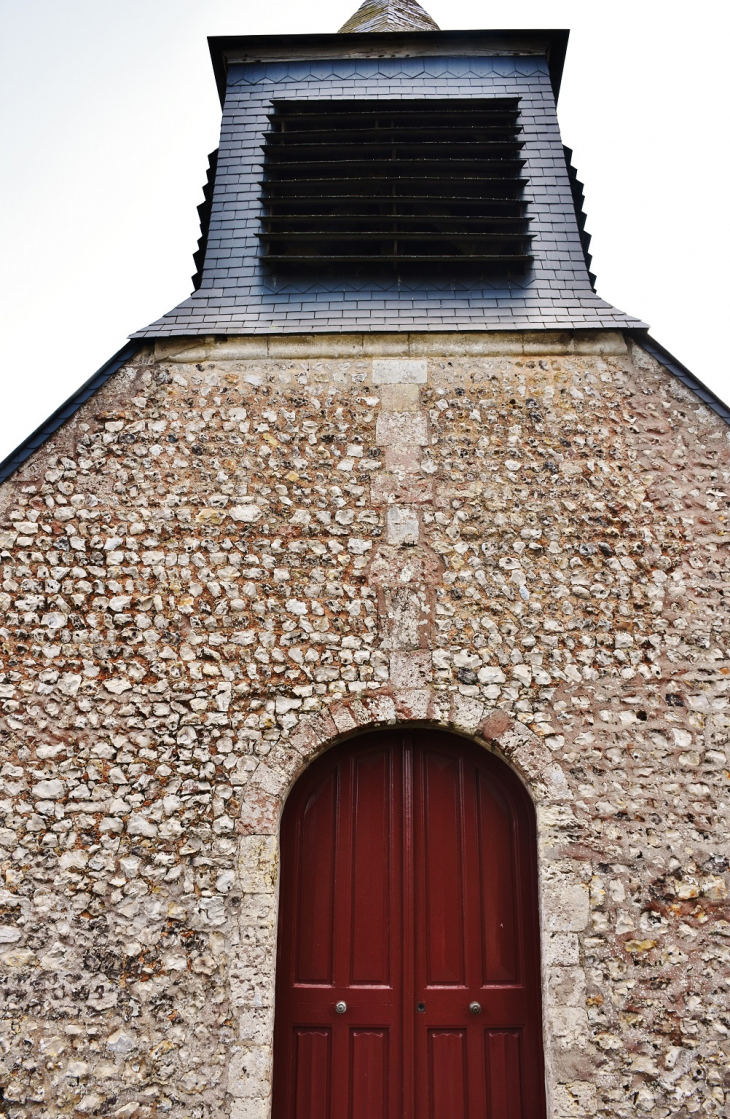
(153, 330, 630, 363)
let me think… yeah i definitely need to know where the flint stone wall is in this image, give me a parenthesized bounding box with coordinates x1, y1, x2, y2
(0, 330, 728, 1119)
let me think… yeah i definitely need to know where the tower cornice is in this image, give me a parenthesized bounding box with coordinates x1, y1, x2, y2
(207, 28, 570, 104)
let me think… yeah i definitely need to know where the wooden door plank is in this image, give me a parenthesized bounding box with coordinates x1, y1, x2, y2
(401, 735, 415, 1119)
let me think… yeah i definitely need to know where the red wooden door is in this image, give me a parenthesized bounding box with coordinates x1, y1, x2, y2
(272, 731, 545, 1119)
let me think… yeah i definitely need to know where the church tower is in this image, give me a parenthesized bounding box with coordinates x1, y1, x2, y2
(0, 5, 727, 1118)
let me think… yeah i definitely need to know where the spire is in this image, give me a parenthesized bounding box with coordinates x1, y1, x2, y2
(338, 0, 440, 33)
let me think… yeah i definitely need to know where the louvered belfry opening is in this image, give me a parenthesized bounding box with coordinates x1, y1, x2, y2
(258, 98, 533, 274)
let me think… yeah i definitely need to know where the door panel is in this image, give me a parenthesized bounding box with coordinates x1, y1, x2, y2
(273, 730, 545, 1119)
(427, 1030, 468, 1119)
(485, 1030, 523, 1119)
(350, 750, 392, 985)
(477, 771, 520, 984)
(295, 771, 337, 985)
(349, 1029, 389, 1119)
(421, 750, 467, 986)
(293, 1029, 331, 1119)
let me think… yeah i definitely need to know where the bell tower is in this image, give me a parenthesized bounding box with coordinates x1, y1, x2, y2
(134, 3, 646, 340)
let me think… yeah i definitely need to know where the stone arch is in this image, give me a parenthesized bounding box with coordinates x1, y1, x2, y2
(237, 687, 567, 840)
(231, 689, 590, 1118)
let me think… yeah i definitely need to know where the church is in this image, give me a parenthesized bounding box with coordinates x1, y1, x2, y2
(0, 3, 728, 1117)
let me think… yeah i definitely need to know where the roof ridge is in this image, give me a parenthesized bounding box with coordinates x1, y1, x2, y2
(338, 0, 440, 34)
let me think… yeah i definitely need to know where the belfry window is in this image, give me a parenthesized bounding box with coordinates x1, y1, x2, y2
(258, 98, 532, 273)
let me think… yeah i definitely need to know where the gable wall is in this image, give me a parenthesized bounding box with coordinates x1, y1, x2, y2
(0, 332, 728, 1118)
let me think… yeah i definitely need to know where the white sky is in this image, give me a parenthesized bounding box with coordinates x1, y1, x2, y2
(1, 0, 728, 464)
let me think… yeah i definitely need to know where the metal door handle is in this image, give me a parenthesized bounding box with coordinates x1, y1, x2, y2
(469, 1001, 482, 1015)
(335, 1001, 347, 1014)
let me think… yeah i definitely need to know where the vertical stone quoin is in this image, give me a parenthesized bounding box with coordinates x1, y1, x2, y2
(369, 358, 443, 673)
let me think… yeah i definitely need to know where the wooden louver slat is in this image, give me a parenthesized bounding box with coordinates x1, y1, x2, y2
(258, 98, 533, 271)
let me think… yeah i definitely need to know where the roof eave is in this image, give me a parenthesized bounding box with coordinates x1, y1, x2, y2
(208, 28, 570, 105)
(0, 341, 141, 485)
(629, 330, 730, 427)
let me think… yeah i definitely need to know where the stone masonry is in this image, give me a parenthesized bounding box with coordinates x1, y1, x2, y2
(0, 331, 728, 1118)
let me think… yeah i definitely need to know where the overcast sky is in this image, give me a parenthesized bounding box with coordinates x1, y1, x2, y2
(1, 0, 728, 464)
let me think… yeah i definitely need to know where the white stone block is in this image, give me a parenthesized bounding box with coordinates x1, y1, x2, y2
(372, 359, 427, 384)
(543, 932, 580, 966)
(390, 651, 432, 688)
(379, 383, 421, 410)
(543, 882, 590, 932)
(238, 836, 278, 894)
(546, 965, 587, 1007)
(552, 1081, 598, 1117)
(231, 1101, 270, 1119)
(375, 410, 429, 447)
(386, 505, 419, 546)
(31, 778, 64, 800)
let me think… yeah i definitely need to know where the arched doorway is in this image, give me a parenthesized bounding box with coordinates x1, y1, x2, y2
(272, 728, 546, 1119)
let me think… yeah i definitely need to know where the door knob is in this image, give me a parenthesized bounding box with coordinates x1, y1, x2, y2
(335, 1001, 347, 1014)
(469, 1002, 482, 1015)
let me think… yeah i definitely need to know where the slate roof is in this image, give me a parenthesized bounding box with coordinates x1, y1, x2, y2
(339, 0, 440, 33)
(133, 28, 648, 339)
